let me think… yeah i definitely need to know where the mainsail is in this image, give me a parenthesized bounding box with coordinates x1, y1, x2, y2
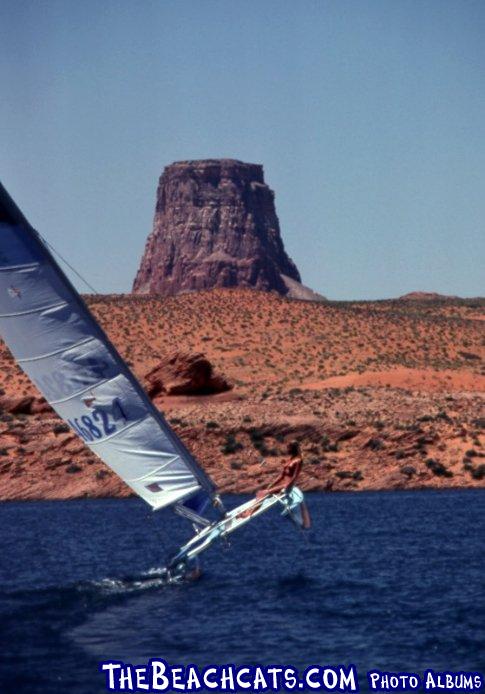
(0, 182, 215, 511)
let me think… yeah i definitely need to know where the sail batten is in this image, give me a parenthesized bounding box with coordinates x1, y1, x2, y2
(87, 415, 152, 446)
(18, 336, 97, 362)
(0, 263, 41, 272)
(48, 378, 113, 405)
(0, 182, 215, 511)
(0, 301, 67, 318)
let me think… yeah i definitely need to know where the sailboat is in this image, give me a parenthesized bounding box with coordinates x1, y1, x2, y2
(0, 181, 310, 580)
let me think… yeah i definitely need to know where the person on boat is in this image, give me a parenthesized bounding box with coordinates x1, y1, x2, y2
(255, 441, 302, 498)
(240, 441, 303, 518)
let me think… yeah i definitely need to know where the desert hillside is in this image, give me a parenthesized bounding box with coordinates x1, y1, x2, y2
(0, 289, 483, 500)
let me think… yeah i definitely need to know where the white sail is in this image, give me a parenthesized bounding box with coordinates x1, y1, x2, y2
(0, 182, 215, 511)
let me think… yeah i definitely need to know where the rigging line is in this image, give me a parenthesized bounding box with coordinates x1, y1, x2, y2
(40, 235, 99, 295)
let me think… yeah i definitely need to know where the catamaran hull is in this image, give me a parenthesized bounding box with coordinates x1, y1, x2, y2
(168, 486, 310, 575)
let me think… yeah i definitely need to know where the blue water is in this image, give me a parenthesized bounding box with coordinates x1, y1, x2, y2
(0, 491, 483, 693)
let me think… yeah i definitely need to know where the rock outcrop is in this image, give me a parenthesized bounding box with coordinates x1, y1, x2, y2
(133, 159, 307, 297)
(145, 352, 232, 397)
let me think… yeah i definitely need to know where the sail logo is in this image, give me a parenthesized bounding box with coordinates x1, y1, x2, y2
(68, 398, 127, 442)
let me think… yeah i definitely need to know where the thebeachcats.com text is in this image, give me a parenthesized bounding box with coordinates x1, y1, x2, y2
(99, 660, 484, 692)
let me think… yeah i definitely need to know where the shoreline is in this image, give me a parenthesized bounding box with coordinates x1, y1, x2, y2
(1, 484, 484, 505)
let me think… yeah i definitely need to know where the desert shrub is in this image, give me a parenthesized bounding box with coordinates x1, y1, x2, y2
(222, 434, 243, 455)
(463, 458, 473, 470)
(252, 439, 270, 455)
(53, 423, 70, 435)
(366, 437, 384, 451)
(416, 436, 429, 450)
(401, 465, 416, 477)
(66, 464, 82, 474)
(335, 470, 353, 479)
(248, 428, 264, 444)
(339, 429, 358, 442)
(425, 458, 453, 478)
(205, 421, 219, 429)
(471, 464, 485, 481)
(458, 351, 480, 360)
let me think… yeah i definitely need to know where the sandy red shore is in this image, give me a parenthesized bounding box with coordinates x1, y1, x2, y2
(0, 289, 483, 500)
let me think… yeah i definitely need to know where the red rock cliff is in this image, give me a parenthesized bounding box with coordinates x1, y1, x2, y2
(133, 159, 302, 296)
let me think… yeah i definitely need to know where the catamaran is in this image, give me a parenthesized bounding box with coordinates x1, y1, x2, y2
(0, 181, 310, 580)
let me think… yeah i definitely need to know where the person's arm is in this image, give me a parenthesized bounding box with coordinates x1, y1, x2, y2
(254, 468, 287, 498)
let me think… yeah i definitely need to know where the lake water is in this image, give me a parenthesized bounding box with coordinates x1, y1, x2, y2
(0, 490, 483, 692)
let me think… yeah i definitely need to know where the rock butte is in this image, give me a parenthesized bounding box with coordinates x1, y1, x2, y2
(133, 159, 323, 300)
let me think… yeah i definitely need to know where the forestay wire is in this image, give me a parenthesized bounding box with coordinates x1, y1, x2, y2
(40, 235, 99, 295)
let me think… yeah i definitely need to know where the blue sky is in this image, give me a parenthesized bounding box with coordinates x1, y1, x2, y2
(1, 0, 484, 299)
